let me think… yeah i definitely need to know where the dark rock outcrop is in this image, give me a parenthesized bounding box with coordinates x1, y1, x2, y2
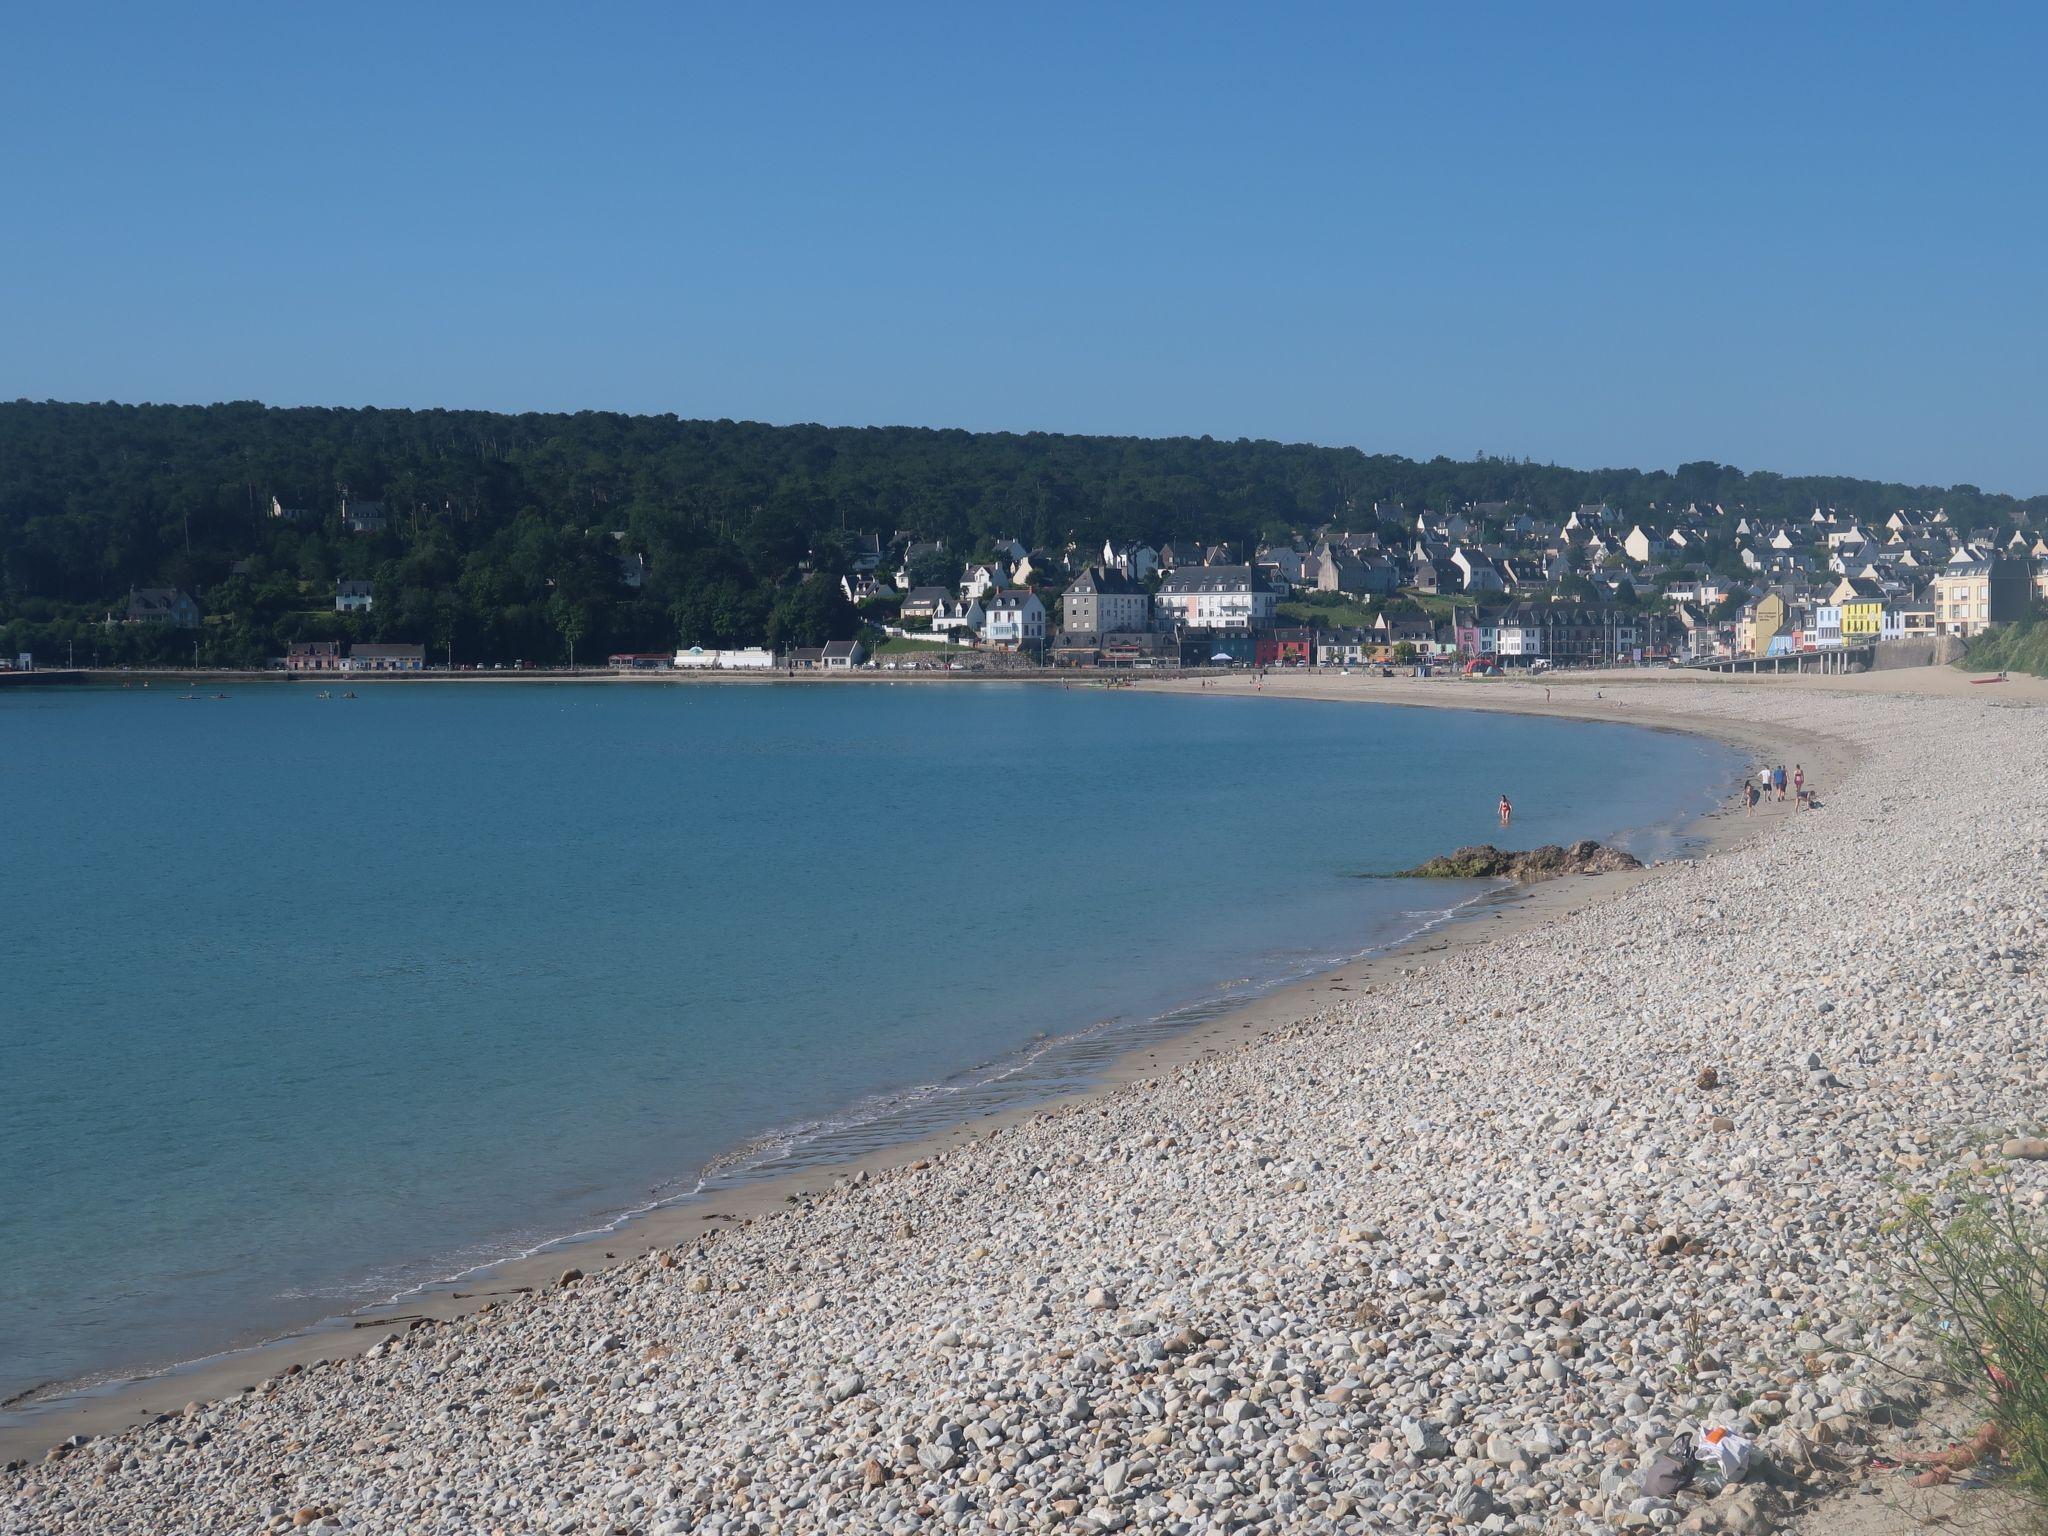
(1396, 839, 1643, 882)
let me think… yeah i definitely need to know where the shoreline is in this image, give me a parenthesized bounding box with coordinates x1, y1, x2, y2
(13, 669, 2044, 1536)
(0, 680, 1800, 1466)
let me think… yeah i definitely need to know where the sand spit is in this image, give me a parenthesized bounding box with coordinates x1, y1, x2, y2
(7, 677, 2046, 1536)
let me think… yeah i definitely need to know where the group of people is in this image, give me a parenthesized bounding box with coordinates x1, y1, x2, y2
(1744, 761, 1813, 814)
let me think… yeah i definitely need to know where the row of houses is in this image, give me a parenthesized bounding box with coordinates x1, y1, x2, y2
(283, 642, 426, 672)
(666, 642, 867, 670)
(1054, 602, 1675, 669)
(1693, 546, 2039, 659)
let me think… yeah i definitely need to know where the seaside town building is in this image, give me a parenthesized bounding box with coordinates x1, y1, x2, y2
(1931, 546, 2031, 636)
(125, 587, 202, 627)
(980, 590, 1047, 650)
(345, 643, 425, 672)
(341, 498, 387, 534)
(1151, 566, 1278, 630)
(285, 640, 344, 672)
(673, 647, 776, 669)
(1060, 568, 1151, 636)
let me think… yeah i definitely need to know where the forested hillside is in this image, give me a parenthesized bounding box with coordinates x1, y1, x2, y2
(2, 400, 2040, 665)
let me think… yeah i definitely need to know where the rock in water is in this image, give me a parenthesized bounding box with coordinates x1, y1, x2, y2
(1394, 840, 1643, 882)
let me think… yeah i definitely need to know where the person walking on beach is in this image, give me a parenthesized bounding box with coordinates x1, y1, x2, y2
(1745, 779, 1760, 816)
(1793, 763, 1804, 799)
(1773, 764, 1787, 802)
(1498, 792, 1512, 827)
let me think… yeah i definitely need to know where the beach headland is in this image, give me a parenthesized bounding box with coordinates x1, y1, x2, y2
(7, 670, 2045, 1536)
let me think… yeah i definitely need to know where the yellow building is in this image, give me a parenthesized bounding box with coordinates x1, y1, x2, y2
(1739, 591, 1788, 656)
(1837, 578, 1887, 640)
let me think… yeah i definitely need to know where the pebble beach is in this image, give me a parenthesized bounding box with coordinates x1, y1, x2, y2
(8, 674, 2046, 1536)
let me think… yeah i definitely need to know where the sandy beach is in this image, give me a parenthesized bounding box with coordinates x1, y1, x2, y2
(6, 668, 2045, 1536)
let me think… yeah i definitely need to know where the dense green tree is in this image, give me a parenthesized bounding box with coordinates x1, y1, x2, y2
(549, 594, 590, 668)
(903, 548, 956, 589)
(2, 401, 2039, 667)
(766, 575, 858, 649)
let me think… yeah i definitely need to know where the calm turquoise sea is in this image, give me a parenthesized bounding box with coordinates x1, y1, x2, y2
(0, 682, 1738, 1404)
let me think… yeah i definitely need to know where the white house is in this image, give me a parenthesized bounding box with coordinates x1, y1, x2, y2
(1101, 540, 1158, 581)
(930, 595, 986, 637)
(1152, 566, 1277, 630)
(1623, 525, 1654, 563)
(1494, 605, 1545, 660)
(980, 590, 1046, 649)
(335, 579, 374, 613)
(673, 646, 776, 669)
(1450, 546, 1506, 593)
(822, 639, 866, 669)
(841, 572, 887, 603)
(960, 561, 1011, 600)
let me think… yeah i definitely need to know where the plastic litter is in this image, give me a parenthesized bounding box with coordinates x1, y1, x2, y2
(1695, 1426, 1753, 1484)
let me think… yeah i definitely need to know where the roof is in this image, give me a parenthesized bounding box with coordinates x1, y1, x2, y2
(127, 587, 195, 616)
(901, 586, 951, 605)
(336, 579, 374, 595)
(822, 640, 861, 657)
(1064, 567, 1139, 596)
(1156, 565, 1268, 595)
(983, 590, 1042, 611)
(351, 643, 423, 658)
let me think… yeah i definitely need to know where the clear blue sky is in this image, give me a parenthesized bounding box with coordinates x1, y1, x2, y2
(5, 2, 2045, 493)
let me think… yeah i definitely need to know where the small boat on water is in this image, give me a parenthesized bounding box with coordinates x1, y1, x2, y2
(340, 690, 358, 699)
(316, 690, 332, 700)
(210, 693, 229, 700)
(178, 693, 200, 701)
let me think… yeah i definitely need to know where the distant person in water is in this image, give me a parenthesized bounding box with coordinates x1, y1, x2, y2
(1498, 793, 1512, 827)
